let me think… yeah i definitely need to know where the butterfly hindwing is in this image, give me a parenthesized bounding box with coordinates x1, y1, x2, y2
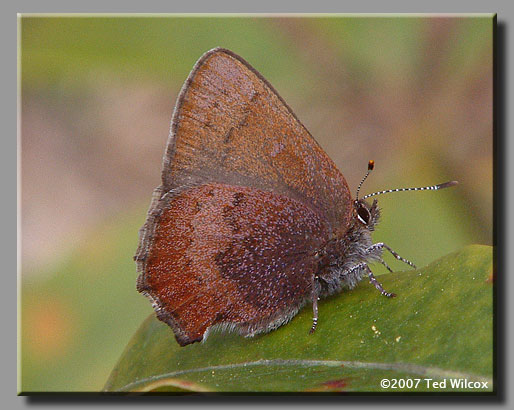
(137, 183, 329, 345)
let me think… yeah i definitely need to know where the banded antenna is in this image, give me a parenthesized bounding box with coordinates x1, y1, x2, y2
(362, 181, 458, 200)
(355, 160, 375, 201)
(356, 160, 458, 200)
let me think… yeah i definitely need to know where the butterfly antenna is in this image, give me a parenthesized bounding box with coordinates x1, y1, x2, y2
(362, 180, 458, 200)
(356, 160, 375, 201)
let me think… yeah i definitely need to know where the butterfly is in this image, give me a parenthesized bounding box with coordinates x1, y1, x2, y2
(135, 48, 457, 346)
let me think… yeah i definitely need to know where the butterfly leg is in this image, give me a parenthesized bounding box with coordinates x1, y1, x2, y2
(367, 243, 417, 269)
(379, 257, 394, 273)
(339, 262, 395, 297)
(365, 264, 396, 298)
(309, 275, 321, 334)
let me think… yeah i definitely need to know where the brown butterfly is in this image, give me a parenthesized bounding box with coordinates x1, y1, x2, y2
(135, 48, 457, 346)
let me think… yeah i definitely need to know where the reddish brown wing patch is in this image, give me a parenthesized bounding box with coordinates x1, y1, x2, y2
(137, 183, 329, 346)
(162, 48, 352, 236)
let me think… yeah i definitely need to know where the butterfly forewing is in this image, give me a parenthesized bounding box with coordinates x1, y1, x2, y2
(163, 48, 352, 234)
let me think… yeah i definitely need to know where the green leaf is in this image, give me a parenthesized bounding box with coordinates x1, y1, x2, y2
(104, 245, 493, 393)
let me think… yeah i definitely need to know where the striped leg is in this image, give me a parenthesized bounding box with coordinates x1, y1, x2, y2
(367, 243, 417, 269)
(340, 262, 396, 298)
(366, 264, 396, 298)
(309, 275, 321, 334)
(379, 257, 394, 273)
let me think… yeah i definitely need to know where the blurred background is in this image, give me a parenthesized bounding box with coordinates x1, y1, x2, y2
(19, 15, 493, 392)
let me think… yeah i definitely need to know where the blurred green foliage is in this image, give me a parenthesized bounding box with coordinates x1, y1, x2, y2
(21, 17, 308, 89)
(20, 16, 493, 392)
(20, 209, 152, 391)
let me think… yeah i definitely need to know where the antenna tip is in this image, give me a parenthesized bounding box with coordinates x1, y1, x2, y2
(368, 160, 375, 171)
(437, 180, 459, 189)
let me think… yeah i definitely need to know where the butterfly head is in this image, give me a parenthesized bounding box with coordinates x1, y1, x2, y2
(353, 198, 380, 232)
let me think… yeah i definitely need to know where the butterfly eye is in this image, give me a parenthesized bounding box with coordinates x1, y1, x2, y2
(357, 205, 370, 225)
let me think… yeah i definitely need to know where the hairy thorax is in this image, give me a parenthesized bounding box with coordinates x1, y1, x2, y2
(317, 201, 382, 296)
